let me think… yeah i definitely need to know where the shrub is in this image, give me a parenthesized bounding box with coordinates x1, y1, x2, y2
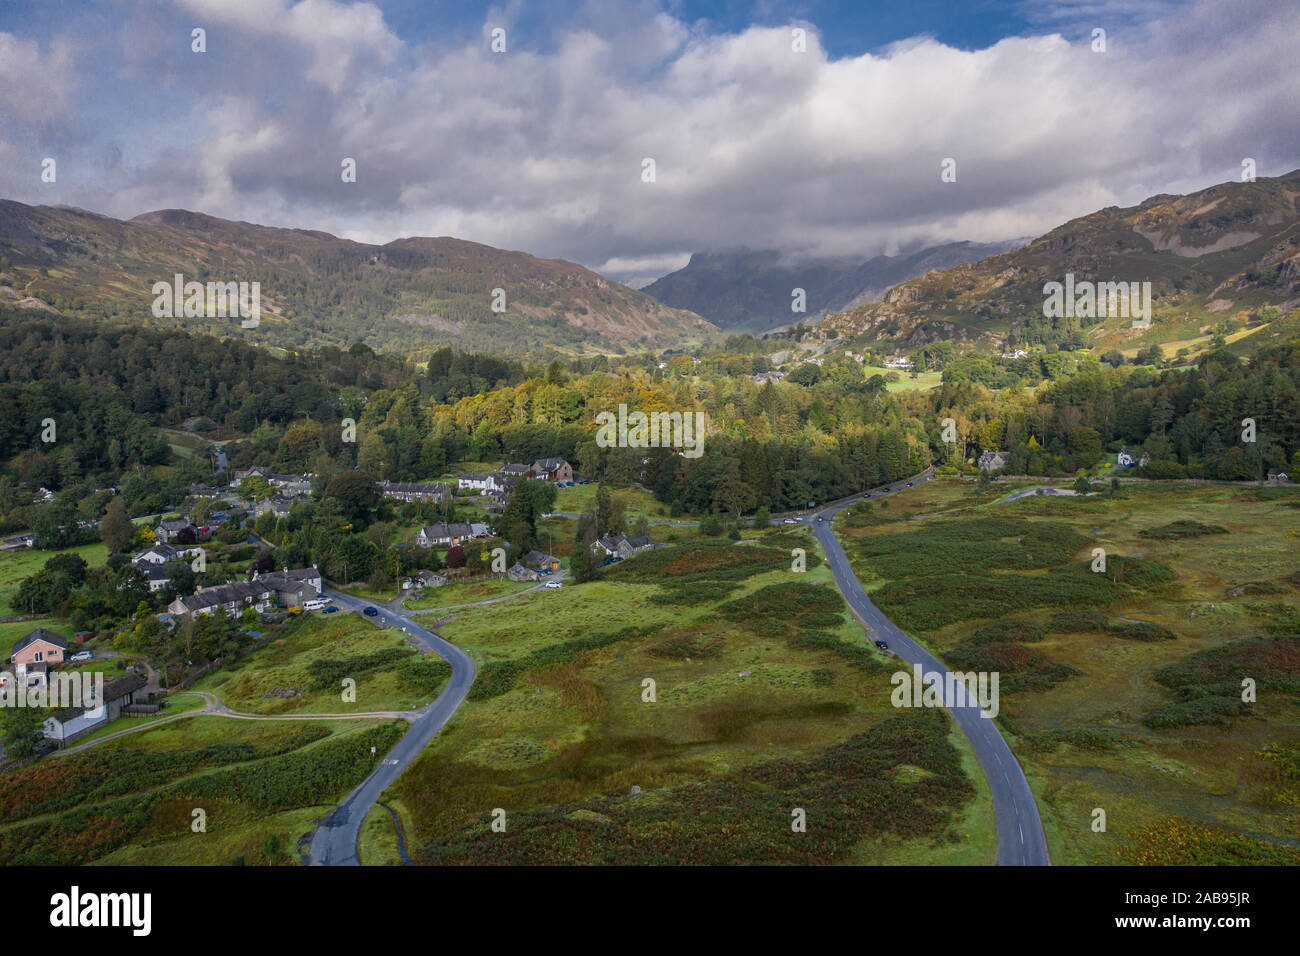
(1108, 619, 1176, 641)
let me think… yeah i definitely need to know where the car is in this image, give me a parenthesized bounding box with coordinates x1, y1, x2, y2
(544, 580, 563, 589)
(782, 517, 797, 524)
(363, 606, 379, 617)
(287, 606, 303, 616)
(322, 606, 339, 614)
(874, 640, 889, 651)
(302, 599, 326, 611)
(816, 516, 824, 522)
(906, 482, 913, 487)
(70, 650, 93, 662)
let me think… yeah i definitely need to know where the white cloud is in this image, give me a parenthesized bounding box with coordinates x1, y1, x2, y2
(2, 0, 1297, 285)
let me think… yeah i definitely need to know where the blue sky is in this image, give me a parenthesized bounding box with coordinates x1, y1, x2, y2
(1, 0, 1295, 283)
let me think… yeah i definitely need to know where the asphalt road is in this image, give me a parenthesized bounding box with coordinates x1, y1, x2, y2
(307, 588, 476, 866)
(807, 469, 1052, 866)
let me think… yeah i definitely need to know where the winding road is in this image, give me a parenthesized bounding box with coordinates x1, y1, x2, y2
(806, 469, 1051, 866)
(306, 588, 476, 866)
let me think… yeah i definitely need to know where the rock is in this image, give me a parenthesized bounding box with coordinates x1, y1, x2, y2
(738, 670, 752, 677)
(630, 785, 643, 797)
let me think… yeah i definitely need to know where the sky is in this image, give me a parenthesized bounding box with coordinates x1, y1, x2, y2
(1, 0, 1298, 286)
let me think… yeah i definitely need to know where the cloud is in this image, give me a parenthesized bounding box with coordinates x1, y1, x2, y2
(1, 0, 1297, 285)
(0, 32, 76, 125)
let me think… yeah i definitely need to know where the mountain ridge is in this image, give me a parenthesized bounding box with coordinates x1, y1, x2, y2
(0, 200, 720, 357)
(642, 239, 1026, 333)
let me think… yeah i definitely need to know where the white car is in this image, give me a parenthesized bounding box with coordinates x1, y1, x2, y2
(544, 581, 563, 589)
(782, 518, 797, 524)
(302, 599, 327, 611)
(70, 650, 93, 662)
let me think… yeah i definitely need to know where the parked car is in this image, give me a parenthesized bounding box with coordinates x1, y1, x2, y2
(874, 640, 889, 651)
(302, 599, 326, 611)
(287, 606, 303, 616)
(322, 606, 339, 614)
(544, 580, 563, 590)
(70, 650, 93, 662)
(363, 606, 379, 617)
(782, 517, 797, 524)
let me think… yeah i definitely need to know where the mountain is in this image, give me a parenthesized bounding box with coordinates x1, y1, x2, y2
(641, 240, 1024, 333)
(818, 169, 1300, 354)
(0, 201, 719, 357)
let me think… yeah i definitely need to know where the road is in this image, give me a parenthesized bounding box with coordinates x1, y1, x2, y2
(806, 469, 1052, 866)
(306, 588, 476, 866)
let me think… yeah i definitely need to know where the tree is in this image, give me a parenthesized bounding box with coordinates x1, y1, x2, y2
(1072, 476, 1093, 495)
(445, 545, 466, 569)
(100, 497, 134, 553)
(0, 705, 45, 758)
(323, 470, 380, 525)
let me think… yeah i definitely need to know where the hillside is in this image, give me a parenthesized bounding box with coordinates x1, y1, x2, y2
(818, 170, 1300, 354)
(0, 201, 719, 357)
(642, 240, 1022, 333)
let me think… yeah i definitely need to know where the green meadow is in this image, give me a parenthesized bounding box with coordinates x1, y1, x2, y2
(839, 477, 1300, 865)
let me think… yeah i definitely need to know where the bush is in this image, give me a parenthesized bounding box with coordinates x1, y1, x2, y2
(1108, 619, 1176, 641)
(1046, 609, 1109, 632)
(969, 619, 1044, 644)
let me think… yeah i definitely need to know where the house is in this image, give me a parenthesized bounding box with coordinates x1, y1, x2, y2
(532, 458, 573, 483)
(883, 356, 913, 369)
(167, 581, 275, 619)
(470, 522, 490, 538)
(132, 543, 202, 567)
(487, 475, 520, 508)
(1267, 468, 1290, 484)
(977, 450, 1011, 473)
(415, 522, 475, 548)
(254, 566, 322, 606)
(500, 463, 534, 479)
(154, 516, 194, 543)
(592, 534, 657, 560)
(507, 563, 540, 583)
(523, 550, 561, 573)
(254, 494, 309, 518)
(41, 672, 150, 747)
(11, 628, 68, 667)
(377, 481, 449, 504)
(458, 473, 492, 492)
(269, 474, 312, 496)
(139, 564, 174, 592)
(417, 570, 448, 588)
(1117, 448, 1151, 468)
(231, 466, 270, 487)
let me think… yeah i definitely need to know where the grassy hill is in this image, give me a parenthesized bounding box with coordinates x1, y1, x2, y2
(818, 169, 1300, 357)
(0, 201, 720, 358)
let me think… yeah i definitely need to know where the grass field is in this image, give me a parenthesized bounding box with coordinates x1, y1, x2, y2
(193, 611, 449, 715)
(0, 542, 108, 616)
(863, 365, 944, 392)
(383, 530, 989, 865)
(0, 715, 404, 865)
(401, 576, 534, 610)
(551, 482, 674, 520)
(839, 477, 1300, 865)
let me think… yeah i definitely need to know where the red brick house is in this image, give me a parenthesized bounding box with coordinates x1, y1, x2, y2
(532, 458, 573, 482)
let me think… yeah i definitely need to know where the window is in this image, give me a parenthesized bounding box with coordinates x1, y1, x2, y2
(33, 651, 43, 662)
